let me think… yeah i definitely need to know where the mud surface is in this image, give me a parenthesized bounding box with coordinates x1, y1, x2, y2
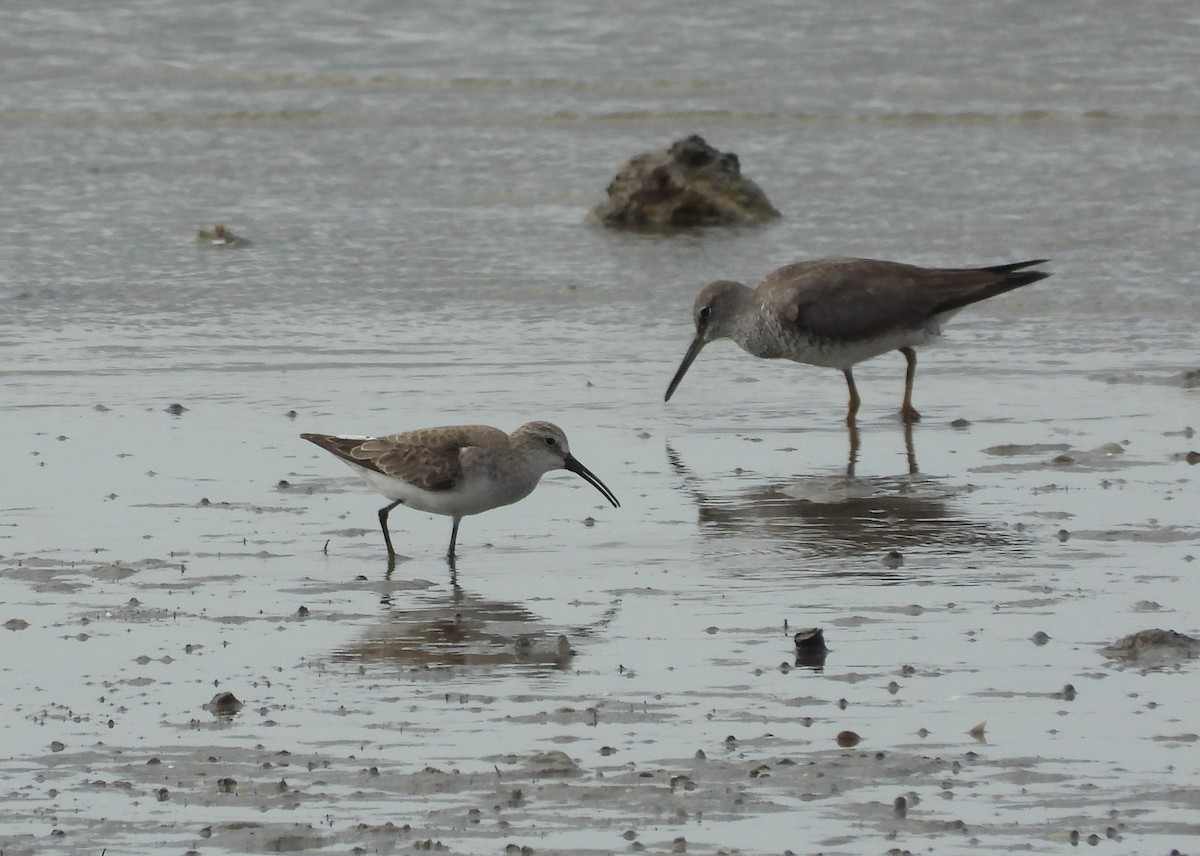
(3, 300, 1198, 854)
(3, 1, 1200, 853)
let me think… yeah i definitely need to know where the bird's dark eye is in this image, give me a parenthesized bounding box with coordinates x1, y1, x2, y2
(544, 436, 557, 446)
(698, 305, 712, 323)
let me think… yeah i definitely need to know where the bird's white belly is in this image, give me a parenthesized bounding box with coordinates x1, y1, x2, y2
(809, 330, 938, 369)
(347, 461, 534, 518)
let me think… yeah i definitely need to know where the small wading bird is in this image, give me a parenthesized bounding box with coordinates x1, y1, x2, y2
(301, 422, 619, 562)
(664, 257, 1051, 424)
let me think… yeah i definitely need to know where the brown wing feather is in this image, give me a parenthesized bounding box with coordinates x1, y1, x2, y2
(761, 258, 1049, 343)
(301, 426, 507, 492)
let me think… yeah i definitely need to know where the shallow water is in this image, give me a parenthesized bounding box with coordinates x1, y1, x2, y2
(3, 1, 1200, 854)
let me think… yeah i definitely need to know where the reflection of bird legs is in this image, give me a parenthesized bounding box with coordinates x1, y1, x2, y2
(380, 554, 399, 607)
(904, 421, 919, 475)
(846, 421, 861, 479)
(845, 417, 918, 478)
(380, 553, 460, 608)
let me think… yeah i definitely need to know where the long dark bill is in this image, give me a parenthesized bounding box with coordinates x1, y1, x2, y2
(564, 455, 620, 508)
(664, 335, 705, 402)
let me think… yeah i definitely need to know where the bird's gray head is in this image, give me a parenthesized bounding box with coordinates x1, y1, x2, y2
(512, 422, 620, 508)
(665, 280, 751, 401)
(691, 279, 751, 343)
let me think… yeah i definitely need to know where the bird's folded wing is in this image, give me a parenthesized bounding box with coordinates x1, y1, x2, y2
(357, 426, 507, 491)
(764, 261, 939, 343)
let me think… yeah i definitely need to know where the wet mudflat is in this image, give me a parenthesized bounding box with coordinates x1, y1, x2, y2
(3, 1, 1200, 850)
(2, 298, 1198, 855)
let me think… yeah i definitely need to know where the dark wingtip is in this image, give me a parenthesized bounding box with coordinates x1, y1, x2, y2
(988, 258, 1052, 288)
(986, 258, 1050, 274)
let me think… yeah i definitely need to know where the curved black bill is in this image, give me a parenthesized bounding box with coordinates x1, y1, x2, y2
(564, 455, 620, 508)
(664, 335, 705, 402)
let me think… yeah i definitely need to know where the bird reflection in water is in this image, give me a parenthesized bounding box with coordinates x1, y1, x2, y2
(846, 420, 918, 479)
(333, 574, 584, 673)
(665, 438, 1011, 569)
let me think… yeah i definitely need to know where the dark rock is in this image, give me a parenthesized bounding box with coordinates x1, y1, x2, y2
(589, 135, 780, 230)
(197, 224, 250, 246)
(792, 625, 831, 671)
(793, 627, 828, 651)
(204, 691, 245, 717)
(1102, 628, 1200, 663)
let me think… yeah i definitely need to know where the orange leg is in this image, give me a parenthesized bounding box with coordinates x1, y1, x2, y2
(843, 368, 861, 425)
(899, 347, 921, 424)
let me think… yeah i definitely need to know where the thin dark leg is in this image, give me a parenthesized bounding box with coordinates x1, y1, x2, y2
(446, 517, 462, 561)
(843, 368, 861, 425)
(899, 347, 921, 423)
(378, 499, 402, 557)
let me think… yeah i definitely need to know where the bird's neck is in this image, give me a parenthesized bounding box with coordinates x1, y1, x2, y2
(734, 302, 790, 359)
